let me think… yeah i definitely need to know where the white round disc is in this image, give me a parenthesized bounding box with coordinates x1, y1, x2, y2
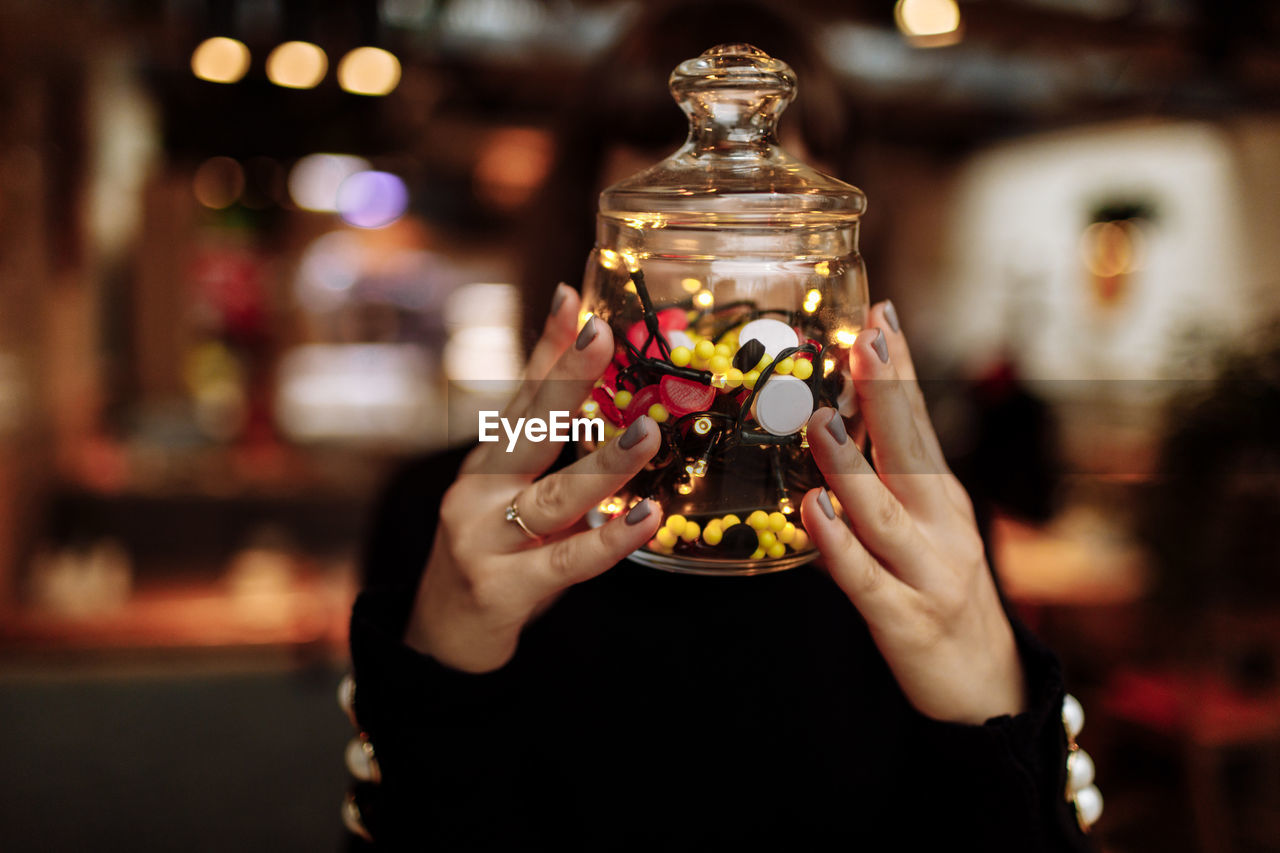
(752, 374, 814, 436)
(666, 330, 695, 351)
(739, 318, 799, 359)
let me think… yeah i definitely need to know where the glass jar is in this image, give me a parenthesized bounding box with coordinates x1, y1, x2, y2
(580, 44, 869, 575)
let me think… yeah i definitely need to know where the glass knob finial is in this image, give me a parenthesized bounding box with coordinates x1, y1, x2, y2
(669, 44, 797, 152)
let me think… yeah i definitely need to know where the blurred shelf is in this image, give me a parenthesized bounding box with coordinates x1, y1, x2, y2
(0, 572, 354, 657)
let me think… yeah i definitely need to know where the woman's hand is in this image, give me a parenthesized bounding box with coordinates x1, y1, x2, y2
(801, 301, 1026, 725)
(404, 284, 662, 673)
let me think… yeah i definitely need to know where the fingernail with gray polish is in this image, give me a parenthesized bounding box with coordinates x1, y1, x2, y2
(550, 283, 569, 317)
(818, 490, 837, 520)
(884, 300, 900, 333)
(871, 329, 889, 364)
(575, 316, 598, 351)
(625, 500, 652, 525)
(824, 410, 848, 445)
(618, 417, 648, 450)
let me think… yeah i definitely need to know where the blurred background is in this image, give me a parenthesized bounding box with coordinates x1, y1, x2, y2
(1, 0, 1279, 850)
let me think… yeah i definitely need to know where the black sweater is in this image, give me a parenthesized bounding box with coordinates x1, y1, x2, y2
(348, 448, 1095, 851)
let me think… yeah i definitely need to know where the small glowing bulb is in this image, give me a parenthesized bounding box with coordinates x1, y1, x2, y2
(803, 289, 823, 312)
(620, 249, 641, 273)
(598, 498, 622, 515)
(824, 358, 837, 376)
(337, 46, 401, 96)
(681, 278, 702, 293)
(835, 329, 858, 346)
(677, 480, 694, 495)
(191, 37, 251, 84)
(599, 250, 620, 270)
(266, 41, 328, 89)
(693, 416, 712, 435)
(778, 496, 794, 515)
(814, 261, 831, 277)
(581, 400, 600, 418)
(693, 290, 714, 309)
(895, 0, 962, 39)
(686, 459, 708, 478)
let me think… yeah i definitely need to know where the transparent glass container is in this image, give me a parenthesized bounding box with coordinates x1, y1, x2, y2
(581, 44, 869, 575)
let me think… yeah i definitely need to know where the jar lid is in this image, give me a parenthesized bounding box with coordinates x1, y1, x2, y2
(600, 44, 866, 228)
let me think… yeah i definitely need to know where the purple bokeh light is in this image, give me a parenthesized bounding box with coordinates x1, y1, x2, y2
(336, 171, 409, 228)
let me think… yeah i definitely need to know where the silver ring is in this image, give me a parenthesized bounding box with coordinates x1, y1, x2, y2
(504, 495, 540, 541)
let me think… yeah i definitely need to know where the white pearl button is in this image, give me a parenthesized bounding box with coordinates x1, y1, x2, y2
(739, 318, 799, 359)
(752, 374, 814, 436)
(337, 673, 357, 727)
(1062, 693, 1085, 742)
(1073, 784, 1103, 830)
(345, 737, 381, 783)
(1067, 748, 1095, 796)
(342, 792, 372, 841)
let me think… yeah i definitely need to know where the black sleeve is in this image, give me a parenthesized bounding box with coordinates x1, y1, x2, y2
(903, 613, 1096, 852)
(348, 446, 536, 848)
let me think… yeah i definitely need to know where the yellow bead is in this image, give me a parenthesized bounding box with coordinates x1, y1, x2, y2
(747, 510, 770, 530)
(725, 368, 743, 388)
(648, 404, 669, 423)
(778, 522, 796, 544)
(758, 531, 777, 549)
(603, 423, 617, 439)
(749, 548, 765, 561)
(722, 514, 741, 527)
(702, 521, 722, 546)
(775, 357, 794, 375)
(714, 344, 732, 359)
(767, 542, 787, 559)
(655, 527, 678, 548)
(681, 521, 700, 542)
(757, 353, 773, 370)
(791, 529, 809, 551)
(742, 370, 760, 390)
(670, 347, 692, 367)
(792, 359, 813, 380)
(768, 511, 787, 532)
(614, 390, 632, 410)
(694, 339, 715, 361)
(665, 514, 687, 536)
(709, 355, 731, 375)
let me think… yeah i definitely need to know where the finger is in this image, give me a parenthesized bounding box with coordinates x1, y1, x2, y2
(868, 301, 973, 520)
(497, 314, 615, 478)
(498, 416, 659, 549)
(849, 327, 952, 517)
(807, 407, 935, 587)
(800, 487, 914, 624)
(869, 300, 946, 467)
(522, 498, 662, 592)
(508, 283, 580, 417)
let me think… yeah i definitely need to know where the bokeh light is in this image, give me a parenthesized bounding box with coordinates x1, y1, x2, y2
(265, 41, 328, 89)
(894, 0, 962, 46)
(192, 156, 245, 209)
(191, 37, 251, 84)
(287, 154, 371, 212)
(337, 171, 409, 228)
(337, 47, 402, 96)
(473, 127, 554, 210)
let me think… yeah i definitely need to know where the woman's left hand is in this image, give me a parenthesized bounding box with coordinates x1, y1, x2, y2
(801, 301, 1026, 725)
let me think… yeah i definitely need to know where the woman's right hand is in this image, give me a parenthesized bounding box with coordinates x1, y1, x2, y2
(404, 284, 663, 673)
